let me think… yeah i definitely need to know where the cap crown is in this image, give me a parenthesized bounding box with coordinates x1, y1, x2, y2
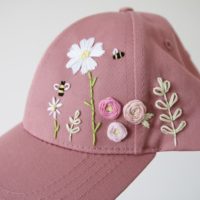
(23, 9, 200, 154)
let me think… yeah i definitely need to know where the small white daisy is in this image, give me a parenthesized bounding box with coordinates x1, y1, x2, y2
(66, 37, 105, 75)
(47, 97, 62, 119)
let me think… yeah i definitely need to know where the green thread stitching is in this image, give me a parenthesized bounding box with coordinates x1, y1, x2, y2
(84, 72, 101, 145)
(153, 77, 187, 146)
(53, 119, 60, 139)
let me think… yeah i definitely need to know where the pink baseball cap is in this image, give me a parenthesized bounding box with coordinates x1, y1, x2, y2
(0, 7, 200, 199)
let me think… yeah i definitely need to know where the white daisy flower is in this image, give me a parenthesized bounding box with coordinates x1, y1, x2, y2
(66, 37, 105, 75)
(47, 97, 62, 119)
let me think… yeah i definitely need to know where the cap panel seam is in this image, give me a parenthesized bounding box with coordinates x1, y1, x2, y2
(128, 11, 137, 154)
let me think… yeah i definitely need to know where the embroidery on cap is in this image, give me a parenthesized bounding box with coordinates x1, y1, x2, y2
(153, 77, 187, 146)
(53, 81, 70, 97)
(47, 97, 62, 139)
(123, 100, 154, 128)
(98, 97, 121, 120)
(107, 122, 128, 142)
(112, 48, 125, 60)
(66, 37, 105, 145)
(66, 110, 81, 142)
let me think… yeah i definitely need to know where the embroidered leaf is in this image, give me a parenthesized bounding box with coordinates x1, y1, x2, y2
(157, 77, 164, 89)
(142, 120, 150, 128)
(67, 126, 80, 134)
(73, 118, 81, 125)
(84, 101, 91, 107)
(173, 108, 182, 121)
(157, 77, 170, 93)
(169, 92, 178, 107)
(69, 117, 75, 124)
(160, 114, 172, 123)
(91, 77, 97, 87)
(155, 100, 168, 110)
(144, 113, 154, 120)
(74, 110, 81, 118)
(163, 80, 171, 93)
(153, 87, 164, 96)
(94, 122, 101, 133)
(161, 125, 174, 135)
(176, 121, 187, 134)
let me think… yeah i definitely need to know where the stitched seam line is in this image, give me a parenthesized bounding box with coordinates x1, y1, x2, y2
(0, 155, 88, 197)
(78, 157, 126, 200)
(43, 156, 116, 200)
(129, 11, 137, 154)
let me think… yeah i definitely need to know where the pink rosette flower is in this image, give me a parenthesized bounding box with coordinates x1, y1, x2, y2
(123, 100, 147, 124)
(107, 122, 128, 143)
(98, 97, 121, 120)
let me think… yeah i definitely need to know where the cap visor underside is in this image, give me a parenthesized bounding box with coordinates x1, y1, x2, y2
(0, 123, 155, 200)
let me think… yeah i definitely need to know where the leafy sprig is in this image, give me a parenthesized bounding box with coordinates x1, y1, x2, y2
(66, 110, 81, 142)
(153, 77, 187, 146)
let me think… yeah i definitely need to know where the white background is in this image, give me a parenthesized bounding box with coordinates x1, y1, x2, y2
(0, 0, 200, 199)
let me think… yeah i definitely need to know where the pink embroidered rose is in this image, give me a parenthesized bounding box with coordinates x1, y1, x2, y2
(123, 100, 147, 124)
(107, 122, 128, 142)
(98, 97, 121, 120)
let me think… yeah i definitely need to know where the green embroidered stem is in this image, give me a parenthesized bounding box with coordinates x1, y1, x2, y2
(69, 133, 72, 142)
(85, 71, 101, 145)
(53, 119, 60, 139)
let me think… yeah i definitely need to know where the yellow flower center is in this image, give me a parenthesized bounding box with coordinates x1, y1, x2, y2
(81, 50, 91, 60)
(106, 104, 113, 112)
(52, 105, 57, 112)
(113, 129, 120, 136)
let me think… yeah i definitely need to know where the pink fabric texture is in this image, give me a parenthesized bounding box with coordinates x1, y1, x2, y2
(0, 124, 155, 200)
(0, 7, 200, 200)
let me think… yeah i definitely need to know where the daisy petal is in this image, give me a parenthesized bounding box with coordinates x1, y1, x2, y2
(52, 97, 56, 104)
(80, 39, 87, 50)
(55, 98, 60, 104)
(56, 110, 61, 115)
(47, 107, 52, 111)
(81, 57, 97, 74)
(86, 37, 95, 50)
(90, 43, 105, 57)
(67, 44, 81, 58)
(66, 58, 82, 74)
(56, 103, 62, 108)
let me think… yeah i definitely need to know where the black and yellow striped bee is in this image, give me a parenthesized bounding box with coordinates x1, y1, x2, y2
(53, 81, 70, 97)
(112, 48, 125, 60)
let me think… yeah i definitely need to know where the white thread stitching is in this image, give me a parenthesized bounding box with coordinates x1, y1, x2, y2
(153, 77, 187, 146)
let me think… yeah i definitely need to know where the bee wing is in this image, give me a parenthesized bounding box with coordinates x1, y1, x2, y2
(112, 48, 118, 55)
(64, 83, 71, 91)
(53, 84, 60, 91)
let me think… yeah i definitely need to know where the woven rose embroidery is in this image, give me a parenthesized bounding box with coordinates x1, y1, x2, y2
(123, 100, 154, 128)
(98, 97, 121, 120)
(107, 122, 128, 142)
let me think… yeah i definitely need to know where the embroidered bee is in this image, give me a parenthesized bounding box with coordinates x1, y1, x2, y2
(112, 48, 125, 60)
(53, 81, 70, 97)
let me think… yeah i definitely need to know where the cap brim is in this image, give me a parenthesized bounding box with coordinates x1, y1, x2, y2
(0, 123, 155, 200)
